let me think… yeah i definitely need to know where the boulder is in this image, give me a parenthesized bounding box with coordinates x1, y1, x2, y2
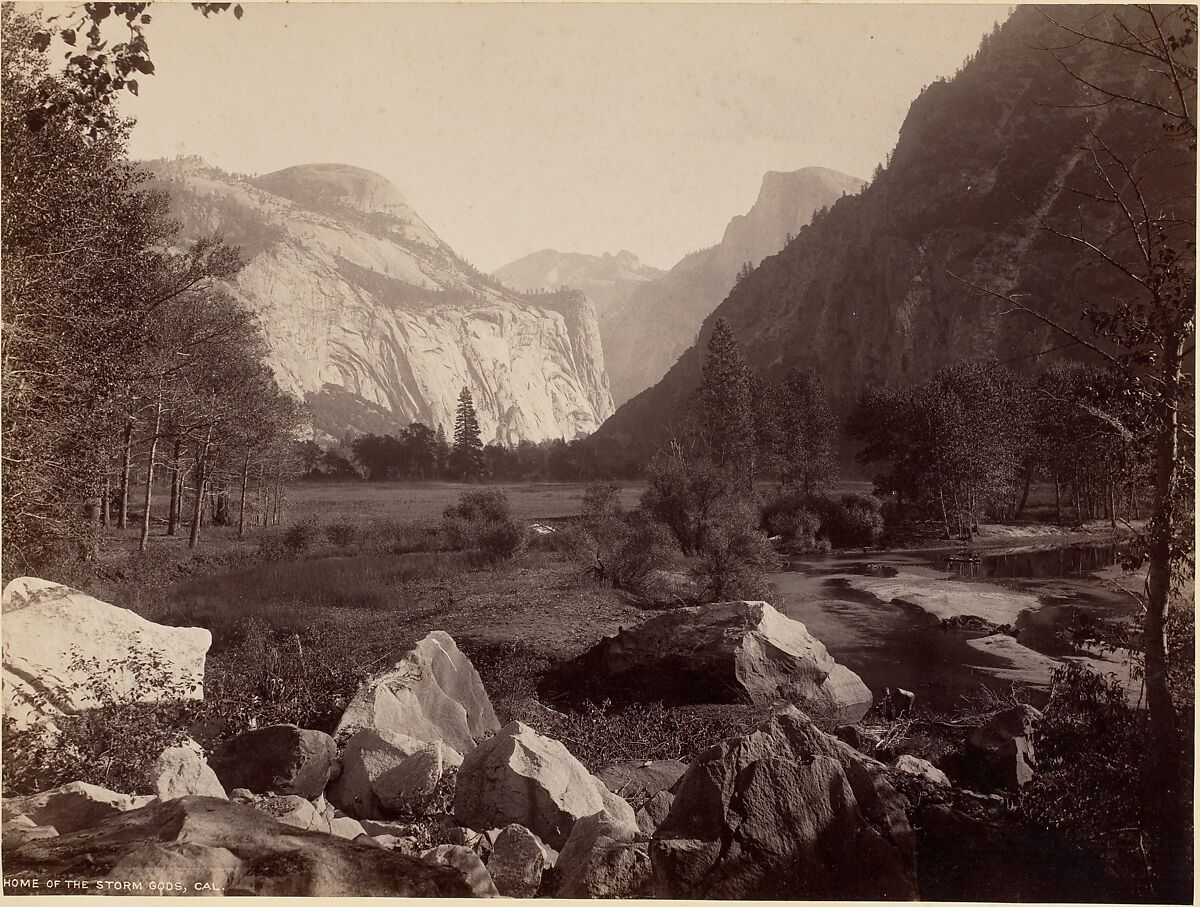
(421, 844, 499, 897)
(209, 724, 337, 799)
(2, 782, 153, 834)
(892, 754, 951, 787)
(105, 842, 242, 895)
(486, 823, 548, 897)
(254, 795, 330, 834)
(555, 811, 652, 898)
(7, 796, 475, 897)
(330, 816, 368, 840)
(151, 739, 227, 801)
(326, 728, 427, 819)
(334, 631, 499, 752)
(650, 706, 917, 899)
(635, 790, 674, 836)
(375, 741, 462, 812)
(966, 705, 1042, 791)
(595, 759, 686, 808)
(1, 578, 210, 730)
(552, 600, 872, 723)
(454, 720, 636, 849)
(3, 816, 58, 850)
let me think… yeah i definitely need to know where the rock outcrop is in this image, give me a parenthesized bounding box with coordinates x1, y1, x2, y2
(650, 706, 917, 899)
(151, 740, 227, 801)
(2, 782, 153, 834)
(146, 158, 614, 444)
(453, 720, 636, 849)
(486, 823, 550, 897)
(327, 728, 430, 819)
(595, 759, 687, 807)
(335, 631, 499, 751)
(553, 600, 872, 722)
(1, 577, 210, 730)
(554, 811, 652, 899)
(209, 725, 337, 799)
(966, 704, 1042, 791)
(494, 249, 664, 327)
(5, 796, 476, 897)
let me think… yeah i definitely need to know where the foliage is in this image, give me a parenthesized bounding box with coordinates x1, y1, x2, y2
(2, 647, 201, 796)
(442, 488, 524, 560)
(567, 512, 677, 593)
(581, 480, 624, 525)
(777, 367, 838, 494)
(450, 387, 487, 480)
(281, 518, 322, 554)
(761, 490, 882, 550)
(693, 503, 780, 602)
(695, 318, 754, 485)
(640, 444, 736, 554)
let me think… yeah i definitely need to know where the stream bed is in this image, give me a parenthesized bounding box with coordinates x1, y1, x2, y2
(773, 540, 1139, 712)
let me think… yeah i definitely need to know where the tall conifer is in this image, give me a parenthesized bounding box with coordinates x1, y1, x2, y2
(698, 318, 753, 486)
(451, 386, 487, 480)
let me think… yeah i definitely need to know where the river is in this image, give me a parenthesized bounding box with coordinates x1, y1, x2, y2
(773, 539, 1141, 713)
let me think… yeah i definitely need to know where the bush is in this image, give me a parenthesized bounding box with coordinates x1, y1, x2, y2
(693, 504, 780, 602)
(362, 518, 444, 555)
(581, 481, 624, 524)
(641, 448, 736, 554)
(761, 490, 883, 550)
(282, 518, 322, 554)
(568, 511, 677, 593)
(442, 488, 524, 561)
(323, 520, 358, 547)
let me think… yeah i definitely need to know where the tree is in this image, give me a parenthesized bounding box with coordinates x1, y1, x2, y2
(954, 7, 1196, 895)
(696, 318, 753, 487)
(451, 387, 487, 480)
(778, 367, 838, 495)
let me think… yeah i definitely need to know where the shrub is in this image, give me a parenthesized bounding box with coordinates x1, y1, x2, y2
(581, 481, 624, 524)
(442, 488, 525, 561)
(762, 490, 883, 550)
(641, 447, 736, 554)
(323, 520, 358, 547)
(362, 518, 444, 555)
(282, 518, 322, 554)
(693, 504, 780, 602)
(568, 512, 677, 593)
(828, 492, 884, 548)
(762, 492, 826, 552)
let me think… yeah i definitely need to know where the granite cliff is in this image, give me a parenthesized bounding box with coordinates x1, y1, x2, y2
(146, 159, 614, 444)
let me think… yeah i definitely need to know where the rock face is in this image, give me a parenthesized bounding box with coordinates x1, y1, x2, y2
(554, 601, 872, 722)
(209, 725, 337, 799)
(5, 796, 475, 897)
(454, 721, 636, 849)
(1, 577, 210, 729)
(487, 824, 548, 897)
(595, 5, 1192, 456)
(595, 759, 687, 808)
(892, 754, 951, 787)
(966, 704, 1042, 791)
(585, 168, 863, 405)
(651, 706, 917, 899)
(151, 740, 227, 801)
(2, 782, 152, 834)
(146, 158, 614, 444)
(335, 631, 499, 752)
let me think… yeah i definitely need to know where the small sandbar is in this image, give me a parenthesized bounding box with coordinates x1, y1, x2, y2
(844, 574, 1040, 625)
(967, 634, 1142, 706)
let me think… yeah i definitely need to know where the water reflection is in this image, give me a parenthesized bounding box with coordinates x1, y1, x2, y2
(938, 543, 1126, 580)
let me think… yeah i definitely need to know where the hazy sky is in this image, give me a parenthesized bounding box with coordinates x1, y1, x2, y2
(100, 2, 1010, 271)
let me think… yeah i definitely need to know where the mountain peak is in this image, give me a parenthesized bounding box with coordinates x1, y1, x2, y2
(254, 163, 415, 221)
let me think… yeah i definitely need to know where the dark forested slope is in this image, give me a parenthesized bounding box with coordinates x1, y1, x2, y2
(597, 5, 1194, 454)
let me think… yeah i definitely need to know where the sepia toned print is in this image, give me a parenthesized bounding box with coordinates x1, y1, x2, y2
(0, 2, 1194, 901)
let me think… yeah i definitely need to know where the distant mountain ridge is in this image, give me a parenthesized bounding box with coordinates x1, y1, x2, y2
(599, 166, 864, 404)
(494, 249, 665, 325)
(595, 5, 1192, 454)
(145, 158, 614, 444)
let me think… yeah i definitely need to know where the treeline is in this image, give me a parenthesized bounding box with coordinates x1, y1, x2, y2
(1, 6, 303, 572)
(850, 360, 1149, 539)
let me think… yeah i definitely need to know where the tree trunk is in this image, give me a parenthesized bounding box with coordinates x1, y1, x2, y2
(1143, 335, 1186, 901)
(117, 418, 133, 529)
(101, 473, 111, 528)
(238, 448, 252, 539)
(189, 435, 210, 550)
(138, 385, 164, 552)
(167, 440, 182, 536)
(1072, 477, 1082, 525)
(1015, 469, 1032, 519)
(938, 488, 952, 540)
(1107, 477, 1117, 529)
(1053, 475, 1062, 525)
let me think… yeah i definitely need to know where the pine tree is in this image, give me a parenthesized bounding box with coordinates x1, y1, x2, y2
(697, 318, 754, 486)
(451, 387, 487, 480)
(779, 367, 838, 495)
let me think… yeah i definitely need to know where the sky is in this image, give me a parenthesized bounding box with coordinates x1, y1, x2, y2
(89, 2, 1012, 271)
